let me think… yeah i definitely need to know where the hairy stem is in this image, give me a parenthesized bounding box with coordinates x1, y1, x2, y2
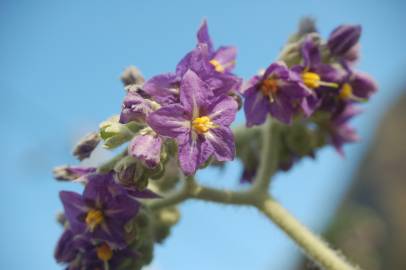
(252, 119, 279, 194)
(256, 197, 359, 270)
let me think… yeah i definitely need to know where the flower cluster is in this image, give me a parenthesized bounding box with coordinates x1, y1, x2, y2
(239, 22, 377, 182)
(119, 20, 241, 176)
(53, 18, 378, 269)
(53, 20, 242, 270)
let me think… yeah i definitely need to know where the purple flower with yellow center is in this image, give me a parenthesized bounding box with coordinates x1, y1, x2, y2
(60, 172, 140, 248)
(243, 62, 309, 126)
(143, 20, 241, 104)
(55, 230, 137, 270)
(328, 24, 362, 59)
(196, 19, 237, 74)
(147, 69, 237, 175)
(291, 36, 343, 114)
(338, 63, 378, 102)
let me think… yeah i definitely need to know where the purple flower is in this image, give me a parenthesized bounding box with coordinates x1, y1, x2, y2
(338, 65, 378, 102)
(119, 90, 155, 124)
(328, 25, 362, 58)
(328, 104, 361, 155)
(55, 230, 136, 270)
(60, 172, 140, 247)
(147, 70, 237, 175)
(291, 37, 343, 114)
(128, 130, 163, 168)
(243, 62, 309, 125)
(143, 20, 242, 105)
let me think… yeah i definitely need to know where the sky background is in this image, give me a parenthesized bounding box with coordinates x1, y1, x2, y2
(1, 0, 406, 269)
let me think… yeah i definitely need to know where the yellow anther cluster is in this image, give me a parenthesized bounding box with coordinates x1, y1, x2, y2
(85, 209, 104, 231)
(260, 78, 279, 96)
(339, 83, 353, 100)
(96, 243, 113, 262)
(209, 59, 225, 73)
(302, 72, 321, 89)
(192, 116, 216, 134)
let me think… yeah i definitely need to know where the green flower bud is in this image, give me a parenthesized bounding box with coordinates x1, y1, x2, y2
(99, 116, 134, 149)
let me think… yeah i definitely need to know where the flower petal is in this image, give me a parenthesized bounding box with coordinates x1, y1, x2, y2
(178, 135, 213, 175)
(207, 96, 238, 126)
(197, 19, 213, 52)
(205, 126, 235, 161)
(180, 69, 211, 118)
(243, 86, 270, 127)
(147, 104, 190, 138)
(143, 73, 180, 106)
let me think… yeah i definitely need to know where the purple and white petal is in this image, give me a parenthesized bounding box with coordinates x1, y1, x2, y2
(143, 73, 180, 106)
(212, 46, 237, 73)
(197, 19, 214, 52)
(178, 135, 213, 175)
(207, 96, 238, 126)
(205, 126, 235, 162)
(243, 86, 271, 127)
(180, 69, 211, 118)
(147, 104, 190, 138)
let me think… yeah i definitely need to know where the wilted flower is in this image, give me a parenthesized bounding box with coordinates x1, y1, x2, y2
(148, 70, 237, 175)
(72, 132, 101, 161)
(128, 129, 163, 168)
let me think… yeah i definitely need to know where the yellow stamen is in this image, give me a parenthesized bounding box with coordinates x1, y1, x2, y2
(96, 243, 113, 262)
(339, 83, 353, 100)
(209, 59, 225, 73)
(260, 78, 279, 97)
(302, 72, 321, 89)
(192, 116, 216, 134)
(85, 209, 104, 231)
(302, 71, 338, 89)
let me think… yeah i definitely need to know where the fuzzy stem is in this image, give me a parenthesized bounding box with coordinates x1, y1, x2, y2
(252, 119, 279, 194)
(256, 197, 358, 270)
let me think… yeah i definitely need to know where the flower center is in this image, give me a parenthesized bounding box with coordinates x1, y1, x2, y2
(85, 209, 104, 231)
(339, 83, 353, 100)
(260, 78, 279, 96)
(96, 243, 113, 262)
(192, 116, 216, 134)
(302, 71, 339, 89)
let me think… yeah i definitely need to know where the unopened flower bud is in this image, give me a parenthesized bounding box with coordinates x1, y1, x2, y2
(114, 156, 149, 190)
(328, 25, 362, 57)
(99, 116, 134, 149)
(53, 165, 96, 181)
(72, 132, 100, 161)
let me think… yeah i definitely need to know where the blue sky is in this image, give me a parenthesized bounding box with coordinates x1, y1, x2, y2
(1, 0, 406, 269)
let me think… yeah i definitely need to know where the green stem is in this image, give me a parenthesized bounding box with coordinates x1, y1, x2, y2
(252, 119, 279, 194)
(257, 197, 358, 270)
